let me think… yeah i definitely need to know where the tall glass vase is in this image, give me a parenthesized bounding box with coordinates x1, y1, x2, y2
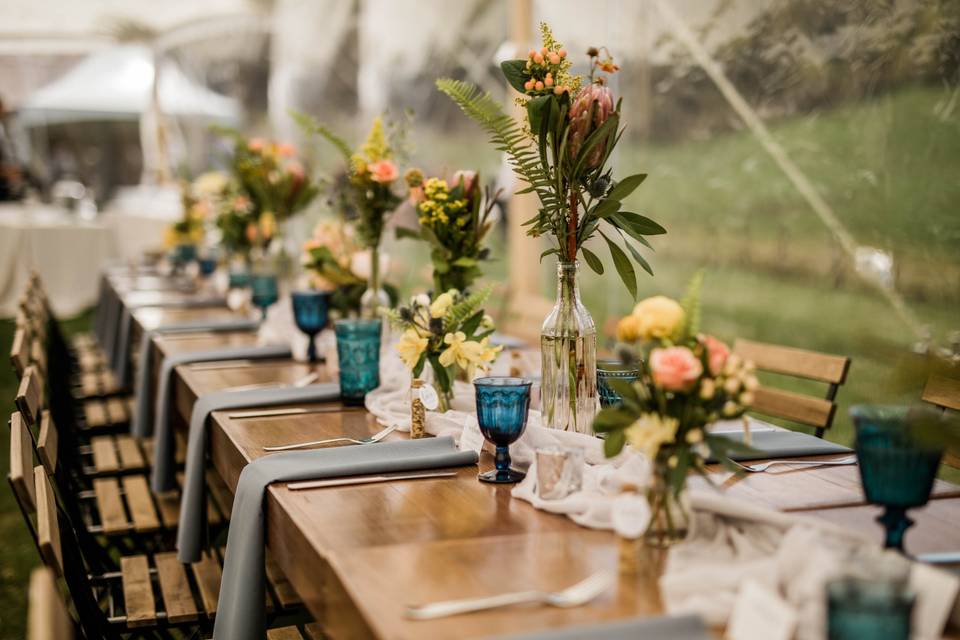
(359, 245, 389, 319)
(540, 261, 598, 434)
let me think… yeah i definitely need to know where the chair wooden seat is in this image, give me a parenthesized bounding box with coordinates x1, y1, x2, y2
(733, 338, 851, 438)
(81, 396, 133, 431)
(921, 373, 960, 469)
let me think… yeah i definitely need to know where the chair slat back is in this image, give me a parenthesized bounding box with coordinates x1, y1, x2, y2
(9, 412, 37, 512)
(11, 326, 30, 377)
(921, 374, 960, 469)
(16, 365, 45, 426)
(733, 338, 850, 436)
(37, 410, 59, 476)
(34, 466, 64, 577)
(733, 338, 850, 384)
(27, 567, 75, 640)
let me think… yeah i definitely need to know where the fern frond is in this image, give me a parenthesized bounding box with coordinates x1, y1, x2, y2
(291, 110, 353, 161)
(381, 307, 404, 328)
(679, 270, 704, 341)
(443, 285, 492, 334)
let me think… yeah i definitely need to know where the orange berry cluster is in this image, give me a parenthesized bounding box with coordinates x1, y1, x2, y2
(523, 46, 571, 96)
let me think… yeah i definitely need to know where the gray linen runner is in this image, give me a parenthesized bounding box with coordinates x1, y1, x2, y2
(130, 319, 261, 437)
(111, 296, 227, 381)
(208, 437, 479, 640)
(144, 344, 293, 490)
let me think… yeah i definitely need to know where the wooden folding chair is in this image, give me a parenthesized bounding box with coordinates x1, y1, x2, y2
(921, 373, 960, 469)
(27, 567, 77, 640)
(733, 338, 851, 438)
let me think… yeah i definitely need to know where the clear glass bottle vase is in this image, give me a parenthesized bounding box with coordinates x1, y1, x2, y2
(359, 245, 389, 319)
(540, 261, 598, 434)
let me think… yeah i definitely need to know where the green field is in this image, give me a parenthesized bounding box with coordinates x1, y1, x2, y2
(1, 84, 958, 637)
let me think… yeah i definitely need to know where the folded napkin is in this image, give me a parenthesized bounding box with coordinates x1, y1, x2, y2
(131, 319, 261, 436)
(209, 437, 478, 640)
(111, 295, 227, 380)
(145, 344, 294, 489)
(100, 283, 124, 361)
(494, 614, 711, 639)
(705, 429, 852, 463)
(174, 383, 342, 551)
(92, 274, 111, 346)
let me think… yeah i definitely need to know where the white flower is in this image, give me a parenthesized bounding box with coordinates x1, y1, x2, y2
(429, 292, 455, 318)
(413, 293, 431, 308)
(723, 377, 741, 395)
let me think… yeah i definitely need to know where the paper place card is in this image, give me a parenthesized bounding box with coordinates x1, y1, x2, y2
(910, 562, 960, 639)
(458, 420, 486, 455)
(726, 579, 797, 640)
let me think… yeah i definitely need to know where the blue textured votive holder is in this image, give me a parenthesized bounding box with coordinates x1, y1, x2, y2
(597, 359, 641, 408)
(335, 319, 381, 406)
(474, 377, 533, 484)
(827, 576, 914, 640)
(228, 269, 250, 290)
(850, 404, 943, 551)
(292, 291, 329, 363)
(250, 273, 279, 321)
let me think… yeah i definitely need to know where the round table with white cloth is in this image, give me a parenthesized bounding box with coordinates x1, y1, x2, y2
(0, 202, 119, 317)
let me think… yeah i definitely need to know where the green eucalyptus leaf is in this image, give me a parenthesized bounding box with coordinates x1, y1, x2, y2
(604, 429, 627, 458)
(540, 248, 559, 263)
(593, 407, 636, 432)
(500, 60, 530, 93)
(527, 95, 552, 138)
(460, 310, 484, 336)
(600, 230, 637, 300)
(395, 226, 422, 240)
(581, 247, 604, 274)
(591, 199, 621, 219)
(452, 256, 478, 267)
(607, 174, 648, 202)
(614, 211, 666, 235)
(617, 229, 654, 277)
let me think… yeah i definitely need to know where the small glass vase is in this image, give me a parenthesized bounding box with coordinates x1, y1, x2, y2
(540, 261, 598, 434)
(644, 454, 691, 548)
(360, 245, 390, 319)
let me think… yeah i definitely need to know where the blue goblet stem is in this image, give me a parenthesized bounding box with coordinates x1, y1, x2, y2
(494, 446, 511, 474)
(306, 333, 318, 363)
(878, 506, 913, 551)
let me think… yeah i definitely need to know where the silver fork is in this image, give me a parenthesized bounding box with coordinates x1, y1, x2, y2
(405, 571, 614, 620)
(731, 455, 857, 473)
(263, 423, 398, 452)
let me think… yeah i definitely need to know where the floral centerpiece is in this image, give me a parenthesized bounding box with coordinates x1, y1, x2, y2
(398, 169, 498, 293)
(165, 179, 208, 251)
(297, 114, 407, 317)
(384, 288, 501, 411)
(593, 273, 759, 546)
(438, 24, 666, 434)
(301, 218, 398, 317)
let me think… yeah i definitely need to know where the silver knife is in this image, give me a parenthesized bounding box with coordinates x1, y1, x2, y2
(287, 471, 457, 491)
(229, 405, 362, 419)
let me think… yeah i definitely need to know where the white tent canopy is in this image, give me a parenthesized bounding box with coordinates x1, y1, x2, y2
(16, 44, 242, 126)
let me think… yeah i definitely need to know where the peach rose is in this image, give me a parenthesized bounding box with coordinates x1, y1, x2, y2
(248, 137, 266, 152)
(650, 346, 703, 391)
(275, 142, 297, 157)
(700, 334, 730, 376)
(368, 159, 398, 184)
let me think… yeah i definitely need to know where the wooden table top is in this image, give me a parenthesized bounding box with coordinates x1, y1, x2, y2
(133, 297, 960, 640)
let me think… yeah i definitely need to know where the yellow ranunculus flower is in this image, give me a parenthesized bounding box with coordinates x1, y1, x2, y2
(625, 413, 680, 460)
(259, 211, 277, 239)
(396, 328, 429, 369)
(632, 296, 685, 340)
(615, 314, 642, 342)
(478, 336, 503, 366)
(439, 332, 487, 378)
(429, 291, 455, 318)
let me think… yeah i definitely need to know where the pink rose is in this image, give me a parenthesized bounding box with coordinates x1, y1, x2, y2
(701, 334, 730, 376)
(650, 346, 703, 392)
(368, 159, 398, 184)
(286, 160, 305, 181)
(248, 137, 266, 152)
(275, 142, 297, 157)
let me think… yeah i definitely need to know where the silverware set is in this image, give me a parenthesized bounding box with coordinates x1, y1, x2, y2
(730, 455, 857, 473)
(223, 372, 319, 392)
(287, 470, 456, 491)
(263, 423, 398, 451)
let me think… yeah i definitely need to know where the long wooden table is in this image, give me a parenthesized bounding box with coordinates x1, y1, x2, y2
(113, 276, 960, 639)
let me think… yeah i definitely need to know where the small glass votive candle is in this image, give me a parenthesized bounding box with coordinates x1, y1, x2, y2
(827, 575, 915, 640)
(535, 447, 584, 500)
(334, 318, 382, 406)
(597, 359, 641, 408)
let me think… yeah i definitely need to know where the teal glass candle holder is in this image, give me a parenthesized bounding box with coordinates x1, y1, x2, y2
(335, 319, 381, 406)
(850, 404, 943, 551)
(228, 269, 250, 290)
(250, 273, 279, 321)
(474, 377, 533, 484)
(292, 291, 329, 363)
(827, 576, 915, 640)
(597, 359, 641, 408)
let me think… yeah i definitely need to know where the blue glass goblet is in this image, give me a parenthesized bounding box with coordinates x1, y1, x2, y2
(171, 243, 197, 274)
(334, 319, 381, 406)
(827, 576, 915, 640)
(198, 256, 217, 279)
(597, 359, 641, 408)
(250, 273, 279, 321)
(474, 377, 533, 484)
(850, 405, 943, 551)
(228, 269, 250, 290)
(292, 290, 329, 363)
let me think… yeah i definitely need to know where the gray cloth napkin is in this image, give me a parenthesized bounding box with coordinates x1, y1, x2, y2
(143, 344, 293, 484)
(111, 296, 227, 381)
(707, 429, 851, 463)
(208, 436, 479, 640)
(492, 614, 710, 639)
(130, 319, 261, 437)
(100, 283, 123, 361)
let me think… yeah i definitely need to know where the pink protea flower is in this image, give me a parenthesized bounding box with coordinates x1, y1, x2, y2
(452, 170, 478, 196)
(700, 334, 731, 376)
(368, 159, 398, 184)
(650, 346, 703, 392)
(567, 83, 615, 169)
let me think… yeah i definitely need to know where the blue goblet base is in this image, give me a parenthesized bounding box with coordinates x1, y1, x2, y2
(478, 468, 526, 484)
(341, 395, 366, 407)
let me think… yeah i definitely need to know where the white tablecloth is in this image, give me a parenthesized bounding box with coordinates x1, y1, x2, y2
(0, 203, 119, 317)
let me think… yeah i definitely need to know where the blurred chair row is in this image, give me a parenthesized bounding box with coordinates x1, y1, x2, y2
(9, 274, 317, 639)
